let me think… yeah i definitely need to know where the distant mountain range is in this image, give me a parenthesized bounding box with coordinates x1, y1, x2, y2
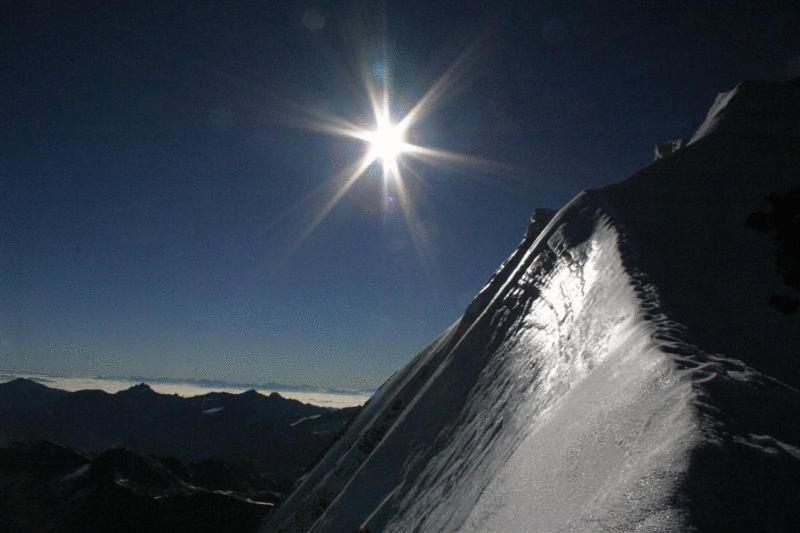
(0, 378, 359, 489)
(95, 375, 377, 396)
(0, 373, 376, 396)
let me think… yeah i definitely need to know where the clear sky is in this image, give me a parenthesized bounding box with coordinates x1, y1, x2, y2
(2, 1, 798, 390)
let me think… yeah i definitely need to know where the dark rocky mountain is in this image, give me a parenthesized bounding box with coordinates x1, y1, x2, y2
(0, 378, 359, 489)
(0, 440, 278, 532)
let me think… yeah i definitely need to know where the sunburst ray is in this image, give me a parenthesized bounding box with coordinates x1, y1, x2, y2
(269, 37, 514, 269)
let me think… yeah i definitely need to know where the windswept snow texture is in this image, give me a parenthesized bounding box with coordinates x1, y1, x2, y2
(264, 81, 800, 532)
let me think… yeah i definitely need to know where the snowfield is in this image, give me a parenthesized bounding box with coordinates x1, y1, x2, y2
(263, 80, 800, 532)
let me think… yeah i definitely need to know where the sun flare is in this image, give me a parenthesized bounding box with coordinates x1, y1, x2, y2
(274, 38, 512, 268)
(367, 112, 407, 175)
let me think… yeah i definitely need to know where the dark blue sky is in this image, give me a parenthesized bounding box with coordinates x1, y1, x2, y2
(2, 1, 798, 390)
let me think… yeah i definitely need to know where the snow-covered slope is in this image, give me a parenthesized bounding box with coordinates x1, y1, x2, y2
(263, 80, 800, 532)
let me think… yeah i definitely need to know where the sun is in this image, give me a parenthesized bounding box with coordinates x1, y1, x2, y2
(366, 111, 407, 175)
(274, 40, 510, 265)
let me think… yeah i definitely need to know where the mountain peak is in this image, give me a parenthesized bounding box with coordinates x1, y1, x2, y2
(264, 81, 800, 532)
(689, 79, 800, 144)
(2, 377, 49, 390)
(0, 378, 67, 399)
(118, 383, 154, 395)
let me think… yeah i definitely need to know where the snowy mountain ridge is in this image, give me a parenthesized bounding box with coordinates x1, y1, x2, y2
(263, 80, 800, 532)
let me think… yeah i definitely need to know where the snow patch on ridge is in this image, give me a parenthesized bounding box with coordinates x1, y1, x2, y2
(266, 195, 700, 532)
(290, 414, 322, 427)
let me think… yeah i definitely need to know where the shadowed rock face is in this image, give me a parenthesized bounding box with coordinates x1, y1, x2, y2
(264, 80, 800, 532)
(747, 187, 800, 313)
